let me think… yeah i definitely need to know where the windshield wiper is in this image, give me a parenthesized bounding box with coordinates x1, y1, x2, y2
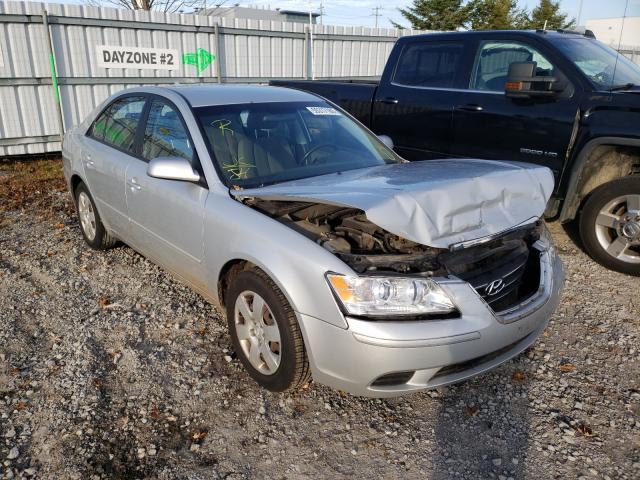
(608, 83, 636, 91)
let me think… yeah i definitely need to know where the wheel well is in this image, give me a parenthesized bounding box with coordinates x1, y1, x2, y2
(562, 144, 640, 222)
(217, 259, 255, 309)
(70, 174, 84, 195)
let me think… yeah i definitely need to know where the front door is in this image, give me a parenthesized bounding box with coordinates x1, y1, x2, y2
(451, 37, 581, 179)
(373, 39, 468, 160)
(125, 98, 209, 289)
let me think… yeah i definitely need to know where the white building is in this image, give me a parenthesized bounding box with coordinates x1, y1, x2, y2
(196, 5, 320, 24)
(586, 17, 640, 48)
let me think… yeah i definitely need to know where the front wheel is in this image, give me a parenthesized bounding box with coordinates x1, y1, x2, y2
(225, 268, 311, 392)
(579, 177, 640, 276)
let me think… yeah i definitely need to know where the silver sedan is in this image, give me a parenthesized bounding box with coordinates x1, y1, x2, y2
(63, 85, 564, 397)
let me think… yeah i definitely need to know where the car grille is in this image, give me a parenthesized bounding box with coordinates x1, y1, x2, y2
(443, 232, 541, 313)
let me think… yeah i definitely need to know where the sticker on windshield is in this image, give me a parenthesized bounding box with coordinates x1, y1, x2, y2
(306, 106, 341, 116)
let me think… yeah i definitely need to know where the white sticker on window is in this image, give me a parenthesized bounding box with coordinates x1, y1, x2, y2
(306, 106, 341, 116)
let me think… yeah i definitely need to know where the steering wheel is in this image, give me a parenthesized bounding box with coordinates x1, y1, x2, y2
(302, 144, 338, 165)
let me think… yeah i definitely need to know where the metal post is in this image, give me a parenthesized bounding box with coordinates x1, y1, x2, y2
(214, 22, 222, 84)
(42, 9, 65, 145)
(308, 8, 314, 80)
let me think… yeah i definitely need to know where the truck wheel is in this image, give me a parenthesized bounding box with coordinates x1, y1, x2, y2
(579, 177, 640, 276)
(75, 182, 118, 250)
(225, 268, 311, 392)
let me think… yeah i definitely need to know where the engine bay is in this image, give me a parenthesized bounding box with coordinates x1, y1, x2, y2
(244, 198, 544, 278)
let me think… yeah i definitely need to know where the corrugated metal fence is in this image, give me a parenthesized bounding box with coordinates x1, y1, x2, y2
(619, 44, 640, 66)
(0, 1, 425, 156)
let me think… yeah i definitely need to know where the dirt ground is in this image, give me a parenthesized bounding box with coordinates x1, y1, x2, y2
(0, 158, 638, 479)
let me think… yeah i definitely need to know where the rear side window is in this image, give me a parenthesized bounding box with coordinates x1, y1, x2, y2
(91, 96, 146, 152)
(470, 41, 556, 91)
(393, 42, 464, 88)
(142, 100, 194, 162)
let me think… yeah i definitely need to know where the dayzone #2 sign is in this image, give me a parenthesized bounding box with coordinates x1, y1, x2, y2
(97, 46, 179, 70)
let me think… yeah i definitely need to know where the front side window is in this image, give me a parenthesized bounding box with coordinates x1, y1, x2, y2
(470, 41, 556, 91)
(91, 96, 145, 152)
(142, 100, 194, 162)
(393, 42, 464, 88)
(553, 37, 640, 90)
(195, 101, 400, 188)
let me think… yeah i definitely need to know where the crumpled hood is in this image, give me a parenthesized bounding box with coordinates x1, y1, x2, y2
(232, 159, 554, 249)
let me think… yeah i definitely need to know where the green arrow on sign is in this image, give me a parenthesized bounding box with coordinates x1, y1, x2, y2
(182, 48, 215, 74)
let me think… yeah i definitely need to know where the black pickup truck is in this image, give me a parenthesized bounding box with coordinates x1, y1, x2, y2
(271, 29, 640, 276)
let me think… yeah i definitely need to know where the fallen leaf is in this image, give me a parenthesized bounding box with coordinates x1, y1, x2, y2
(512, 371, 526, 382)
(92, 378, 104, 388)
(16, 402, 27, 411)
(576, 423, 595, 437)
(98, 296, 110, 308)
(466, 406, 479, 417)
(191, 429, 208, 444)
(559, 363, 576, 373)
(47, 251, 55, 257)
(149, 405, 161, 419)
(54, 222, 65, 229)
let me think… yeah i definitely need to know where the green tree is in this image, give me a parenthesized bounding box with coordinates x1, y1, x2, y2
(466, 0, 528, 30)
(526, 0, 575, 30)
(394, 0, 469, 31)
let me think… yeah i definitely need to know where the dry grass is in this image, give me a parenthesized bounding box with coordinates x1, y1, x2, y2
(0, 157, 70, 223)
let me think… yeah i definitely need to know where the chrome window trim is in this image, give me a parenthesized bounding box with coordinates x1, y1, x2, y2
(389, 81, 505, 95)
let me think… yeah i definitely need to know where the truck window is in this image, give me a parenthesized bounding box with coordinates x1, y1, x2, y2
(393, 42, 464, 88)
(470, 41, 555, 92)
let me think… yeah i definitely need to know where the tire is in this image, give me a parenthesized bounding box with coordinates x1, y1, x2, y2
(74, 182, 118, 250)
(579, 176, 640, 276)
(225, 268, 311, 392)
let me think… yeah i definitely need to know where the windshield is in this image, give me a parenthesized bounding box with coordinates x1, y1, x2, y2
(194, 101, 400, 188)
(554, 37, 640, 90)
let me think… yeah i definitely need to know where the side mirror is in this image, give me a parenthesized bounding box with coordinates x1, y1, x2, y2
(378, 135, 394, 150)
(505, 61, 559, 99)
(147, 156, 200, 183)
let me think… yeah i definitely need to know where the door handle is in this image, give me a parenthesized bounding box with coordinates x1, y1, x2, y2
(83, 154, 94, 168)
(377, 97, 399, 105)
(128, 178, 141, 191)
(456, 104, 484, 112)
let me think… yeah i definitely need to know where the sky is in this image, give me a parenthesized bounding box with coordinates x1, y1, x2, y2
(220, 0, 640, 29)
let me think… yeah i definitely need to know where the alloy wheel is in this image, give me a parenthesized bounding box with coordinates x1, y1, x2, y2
(77, 191, 97, 241)
(234, 291, 282, 375)
(594, 194, 640, 264)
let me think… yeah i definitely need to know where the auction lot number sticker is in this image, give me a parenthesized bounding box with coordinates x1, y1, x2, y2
(97, 46, 179, 70)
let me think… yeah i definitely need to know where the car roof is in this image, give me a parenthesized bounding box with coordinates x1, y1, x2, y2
(401, 29, 593, 42)
(162, 84, 319, 107)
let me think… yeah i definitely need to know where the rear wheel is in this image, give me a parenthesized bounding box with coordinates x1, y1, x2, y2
(75, 182, 117, 250)
(225, 268, 311, 392)
(579, 177, 640, 276)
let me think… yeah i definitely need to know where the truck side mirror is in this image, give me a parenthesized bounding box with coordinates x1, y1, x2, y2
(505, 61, 559, 99)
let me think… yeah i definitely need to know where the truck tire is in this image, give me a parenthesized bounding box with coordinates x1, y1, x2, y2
(74, 182, 118, 250)
(225, 268, 311, 392)
(579, 177, 640, 276)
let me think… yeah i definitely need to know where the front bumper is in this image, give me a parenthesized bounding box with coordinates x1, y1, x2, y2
(298, 242, 565, 397)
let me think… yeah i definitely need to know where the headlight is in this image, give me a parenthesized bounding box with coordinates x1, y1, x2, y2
(326, 273, 456, 317)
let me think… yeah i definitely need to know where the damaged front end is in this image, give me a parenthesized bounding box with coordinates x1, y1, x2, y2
(243, 198, 546, 314)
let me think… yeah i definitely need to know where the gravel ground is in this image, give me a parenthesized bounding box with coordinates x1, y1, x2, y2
(1, 158, 639, 479)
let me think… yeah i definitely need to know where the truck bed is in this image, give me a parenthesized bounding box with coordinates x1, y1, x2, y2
(269, 79, 379, 127)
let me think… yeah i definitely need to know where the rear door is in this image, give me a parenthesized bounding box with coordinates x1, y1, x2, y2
(125, 97, 209, 289)
(372, 38, 468, 160)
(82, 95, 147, 236)
(451, 35, 581, 179)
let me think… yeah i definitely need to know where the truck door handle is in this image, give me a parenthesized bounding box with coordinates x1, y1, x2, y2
(128, 178, 141, 191)
(456, 104, 484, 112)
(378, 97, 399, 105)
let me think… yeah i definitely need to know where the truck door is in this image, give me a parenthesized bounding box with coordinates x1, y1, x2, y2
(373, 39, 468, 160)
(451, 36, 581, 180)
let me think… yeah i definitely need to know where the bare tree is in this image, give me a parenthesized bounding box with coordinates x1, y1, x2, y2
(88, 0, 207, 14)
